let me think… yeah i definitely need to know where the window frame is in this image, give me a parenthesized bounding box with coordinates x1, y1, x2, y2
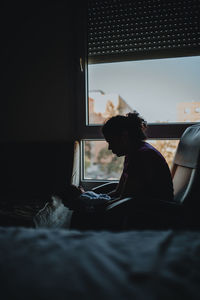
(77, 3, 199, 185)
(78, 55, 197, 139)
(80, 138, 119, 190)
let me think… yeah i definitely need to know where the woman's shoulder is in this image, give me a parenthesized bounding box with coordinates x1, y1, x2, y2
(139, 142, 165, 160)
(128, 142, 167, 167)
(139, 141, 158, 152)
(140, 143, 172, 175)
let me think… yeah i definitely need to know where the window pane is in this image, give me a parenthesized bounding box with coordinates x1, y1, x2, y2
(88, 56, 200, 124)
(149, 140, 179, 167)
(83, 140, 179, 180)
(83, 140, 124, 180)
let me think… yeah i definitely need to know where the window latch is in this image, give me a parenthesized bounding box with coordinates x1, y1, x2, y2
(80, 57, 83, 72)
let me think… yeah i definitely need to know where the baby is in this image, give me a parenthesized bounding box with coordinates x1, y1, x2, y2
(33, 185, 111, 229)
(57, 185, 111, 213)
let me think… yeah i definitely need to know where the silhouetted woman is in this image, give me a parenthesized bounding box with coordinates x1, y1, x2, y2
(71, 111, 174, 230)
(102, 111, 174, 202)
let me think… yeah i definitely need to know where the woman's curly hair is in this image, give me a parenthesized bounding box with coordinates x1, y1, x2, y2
(102, 111, 147, 141)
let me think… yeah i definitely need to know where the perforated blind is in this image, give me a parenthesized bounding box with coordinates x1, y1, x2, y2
(88, 0, 200, 63)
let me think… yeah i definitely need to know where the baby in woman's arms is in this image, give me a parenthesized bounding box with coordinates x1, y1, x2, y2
(33, 185, 111, 229)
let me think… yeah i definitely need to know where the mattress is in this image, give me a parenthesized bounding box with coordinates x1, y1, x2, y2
(0, 227, 200, 300)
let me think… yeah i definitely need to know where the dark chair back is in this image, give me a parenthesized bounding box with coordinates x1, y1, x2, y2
(104, 124, 200, 230)
(171, 124, 200, 206)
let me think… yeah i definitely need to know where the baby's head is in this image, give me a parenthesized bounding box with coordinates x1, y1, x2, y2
(53, 184, 84, 209)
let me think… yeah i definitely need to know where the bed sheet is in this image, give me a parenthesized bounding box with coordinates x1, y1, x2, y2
(0, 227, 200, 300)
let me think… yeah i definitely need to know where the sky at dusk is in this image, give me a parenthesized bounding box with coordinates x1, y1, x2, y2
(88, 55, 200, 123)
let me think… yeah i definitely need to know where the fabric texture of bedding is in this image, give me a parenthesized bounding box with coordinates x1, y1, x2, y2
(0, 227, 200, 300)
(33, 196, 73, 228)
(33, 192, 111, 229)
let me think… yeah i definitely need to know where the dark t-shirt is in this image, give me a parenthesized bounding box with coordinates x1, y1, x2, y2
(119, 142, 174, 201)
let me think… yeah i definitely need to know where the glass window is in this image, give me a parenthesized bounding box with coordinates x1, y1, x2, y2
(81, 2, 200, 184)
(88, 56, 200, 125)
(184, 108, 191, 114)
(83, 140, 124, 180)
(83, 139, 179, 181)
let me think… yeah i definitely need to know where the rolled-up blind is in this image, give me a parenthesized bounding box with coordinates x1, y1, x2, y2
(88, 0, 200, 63)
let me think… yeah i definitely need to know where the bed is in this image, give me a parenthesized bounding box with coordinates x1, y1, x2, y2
(1, 227, 200, 300)
(1, 128, 200, 299)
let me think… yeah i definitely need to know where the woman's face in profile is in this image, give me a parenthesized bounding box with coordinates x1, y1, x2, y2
(104, 132, 129, 156)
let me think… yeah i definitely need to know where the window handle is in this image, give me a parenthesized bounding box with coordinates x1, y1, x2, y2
(80, 57, 83, 72)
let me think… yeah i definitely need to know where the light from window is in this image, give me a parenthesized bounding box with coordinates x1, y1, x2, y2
(184, 108, 190, 114)
(83, 139, 179, 180)
(88, 56, 200, 125)
(83, 140, 124, 180)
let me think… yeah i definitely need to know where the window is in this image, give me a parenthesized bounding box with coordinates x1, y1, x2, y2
(83, 139, 179, 181)
(83, 140, 124, 180)
(78, 0, 200, 183)
(184, 108, 191, 114)
(88, 56, 200, 125)
(195, 107, 200, 113)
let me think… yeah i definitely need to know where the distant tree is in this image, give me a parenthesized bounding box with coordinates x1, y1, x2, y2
(151, 140, 179, 167)
(84, 141, 92, 171)
(104, 100, 118, 119)
(97, 146, 124, 175)
(85, 141, 91, 158)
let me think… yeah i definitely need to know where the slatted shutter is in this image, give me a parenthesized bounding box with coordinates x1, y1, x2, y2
(88, 0, 200, 63)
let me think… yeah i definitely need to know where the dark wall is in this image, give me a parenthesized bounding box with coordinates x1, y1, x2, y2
(1, 1, 80, 142)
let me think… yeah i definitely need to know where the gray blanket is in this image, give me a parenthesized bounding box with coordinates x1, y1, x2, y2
(0, 227, 200, 300)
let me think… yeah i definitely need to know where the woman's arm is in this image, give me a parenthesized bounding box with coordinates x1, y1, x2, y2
(107, 173, 125, 198)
